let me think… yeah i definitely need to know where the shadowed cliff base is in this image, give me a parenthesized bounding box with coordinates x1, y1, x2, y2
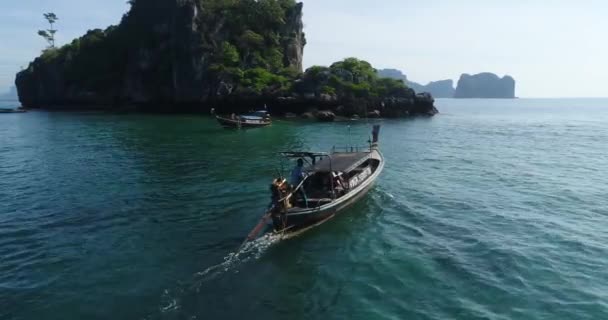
(15, 0, 437, 118)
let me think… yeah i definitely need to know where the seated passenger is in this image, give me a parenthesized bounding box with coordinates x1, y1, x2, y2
(319, 174, 334, 197)
(333, 172, 346, 196)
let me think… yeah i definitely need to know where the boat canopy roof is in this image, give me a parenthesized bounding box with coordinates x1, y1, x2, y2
(308, 152, 371, 173)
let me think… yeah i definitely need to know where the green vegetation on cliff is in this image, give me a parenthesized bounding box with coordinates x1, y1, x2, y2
(16, 1, 437, 117)
(37, 13, 59, 49)
(296, 58, 413, 99)
(17, 0, 305, 105)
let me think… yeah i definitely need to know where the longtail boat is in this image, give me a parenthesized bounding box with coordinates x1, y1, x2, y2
(241, 125, 384, 245)
(216, 110, 271, 129)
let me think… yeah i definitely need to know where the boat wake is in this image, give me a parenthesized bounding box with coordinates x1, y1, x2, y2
(192, 233, 281, 287)
(158, 233, 282, 315)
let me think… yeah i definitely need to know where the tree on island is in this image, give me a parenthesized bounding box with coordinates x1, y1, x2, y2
(38, 12, 59, 49)
(298, 58, 411, 100)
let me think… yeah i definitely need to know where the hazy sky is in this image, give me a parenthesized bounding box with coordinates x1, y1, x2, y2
(1, 0, 607, 97)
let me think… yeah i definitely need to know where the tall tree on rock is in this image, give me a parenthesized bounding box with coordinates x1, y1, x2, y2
(38, 13, 59, 49)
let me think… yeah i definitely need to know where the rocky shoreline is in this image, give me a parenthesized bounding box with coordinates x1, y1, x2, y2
(207, 91, 437, 119)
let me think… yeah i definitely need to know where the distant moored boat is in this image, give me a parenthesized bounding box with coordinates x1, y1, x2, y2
(0, 108, 27, 114)
(215, 110, 271, 129)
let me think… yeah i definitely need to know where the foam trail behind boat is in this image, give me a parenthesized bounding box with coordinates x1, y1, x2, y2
(192, 233, 281, 286)
(157, 233, 282, 315)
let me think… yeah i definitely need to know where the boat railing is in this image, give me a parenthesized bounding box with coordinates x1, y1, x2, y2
(332, 145, 371, 153)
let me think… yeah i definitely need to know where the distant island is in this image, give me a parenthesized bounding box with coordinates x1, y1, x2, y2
(377, 69, 455, 98)
(378, 69, 516, 99)
(454, 73, 516, 99)
(0, 86, 18, 100)
(15, 0, 437, 118)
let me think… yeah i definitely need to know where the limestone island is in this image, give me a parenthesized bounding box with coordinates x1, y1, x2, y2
(15, 0, 438, 119)
(454, 73, 516, 99)
(377, 69, 455, 99)
(378, 69, 517, 99)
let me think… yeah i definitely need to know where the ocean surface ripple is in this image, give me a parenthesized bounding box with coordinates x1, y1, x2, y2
(1, 99, 608, 320)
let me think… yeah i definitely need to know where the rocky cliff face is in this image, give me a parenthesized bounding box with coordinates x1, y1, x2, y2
(282, 3, 305, 72)
(16, 0, 305, 108)
(454, 73, 516, 99)
(16, 1, 437, 117)
(424, 80, 455, 98)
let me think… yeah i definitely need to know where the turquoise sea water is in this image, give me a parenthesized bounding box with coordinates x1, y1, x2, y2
(1, 99, 608, 320)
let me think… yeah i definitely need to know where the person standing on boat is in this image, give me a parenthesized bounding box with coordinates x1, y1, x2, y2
(290, 159, 305, 186)
(290, 159, 308, 207)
